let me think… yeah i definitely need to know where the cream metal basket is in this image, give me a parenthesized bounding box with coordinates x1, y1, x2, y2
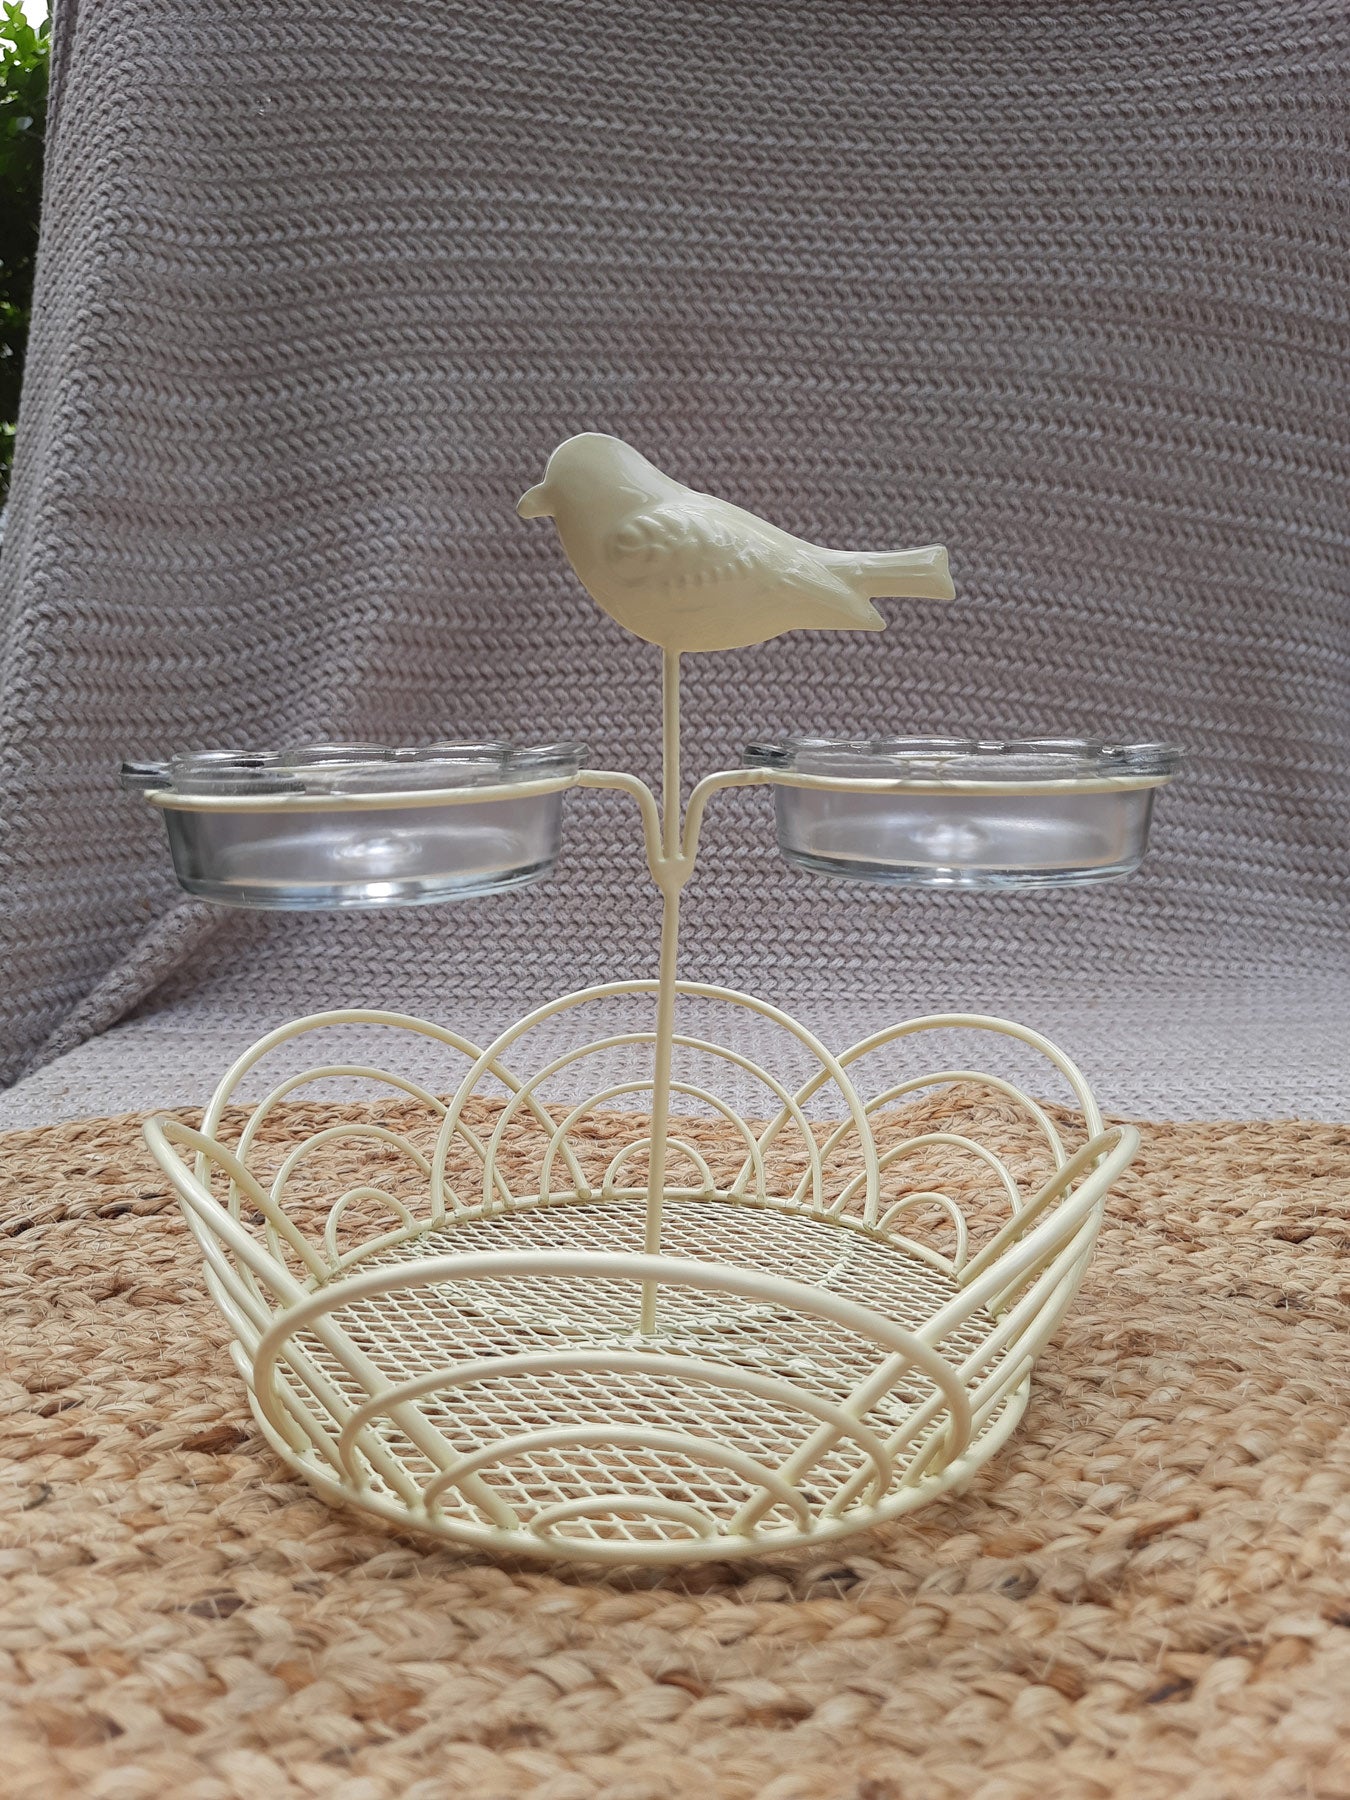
(141, 441, 1159, 1566)
(145, 996, 1134, 1567)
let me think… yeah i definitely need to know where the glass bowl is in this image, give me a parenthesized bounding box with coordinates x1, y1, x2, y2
(741, 737, 1183, 889)
(121, 740, 586, 909)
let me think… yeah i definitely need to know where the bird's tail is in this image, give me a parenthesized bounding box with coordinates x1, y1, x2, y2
(831, 544, 954, 600)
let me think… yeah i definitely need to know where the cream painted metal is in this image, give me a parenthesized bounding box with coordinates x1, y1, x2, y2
(144, 442, 1141, 1565)
(514, 433, 954, 651)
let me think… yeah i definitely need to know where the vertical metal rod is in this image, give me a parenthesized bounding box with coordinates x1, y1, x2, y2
(640, 648, 682, 1334)
(661, 646, 680, 861)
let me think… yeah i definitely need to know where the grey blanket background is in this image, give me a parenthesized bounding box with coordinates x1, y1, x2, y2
(1, 0, 1346, 1127)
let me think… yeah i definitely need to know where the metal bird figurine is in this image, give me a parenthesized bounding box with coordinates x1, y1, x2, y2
(517, 433, 953, 653)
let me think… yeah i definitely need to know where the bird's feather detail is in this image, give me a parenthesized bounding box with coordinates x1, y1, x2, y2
(605, 502, 854, 604)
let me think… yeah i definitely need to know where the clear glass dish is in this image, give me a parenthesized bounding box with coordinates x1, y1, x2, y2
(741, 736, 1183, 889)
(121, 740, 586, 910)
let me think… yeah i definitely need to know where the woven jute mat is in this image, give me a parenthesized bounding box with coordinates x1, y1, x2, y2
(3, 1097, 1350, 1800)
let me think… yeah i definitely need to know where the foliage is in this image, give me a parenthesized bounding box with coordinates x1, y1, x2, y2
(0, 2, 48, 497)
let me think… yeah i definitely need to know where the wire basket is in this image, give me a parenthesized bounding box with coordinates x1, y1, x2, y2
(135, 436, 1162, 1566)
(147, 996, 1134, 1566)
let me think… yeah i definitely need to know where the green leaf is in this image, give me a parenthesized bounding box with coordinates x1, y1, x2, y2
(0, 2, 47, 497)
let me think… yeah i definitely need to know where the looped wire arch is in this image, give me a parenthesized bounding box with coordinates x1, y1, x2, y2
(779, 1015, 1107, 1263)
(432, 981, 880, 1219)
(198, 1007, 581, 1217)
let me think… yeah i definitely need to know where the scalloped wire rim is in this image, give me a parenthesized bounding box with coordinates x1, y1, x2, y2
(146, 994, 1136, 1565)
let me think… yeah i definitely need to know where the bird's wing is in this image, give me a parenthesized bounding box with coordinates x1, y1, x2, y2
(602, 496, 849, 604)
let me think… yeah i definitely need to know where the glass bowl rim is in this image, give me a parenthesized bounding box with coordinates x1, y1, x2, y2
(121, 738, 589, 796)
(741, 734, 1184, 781)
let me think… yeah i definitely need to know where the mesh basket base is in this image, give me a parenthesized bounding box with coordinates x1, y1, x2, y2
(256, 1194, 1025, 1566)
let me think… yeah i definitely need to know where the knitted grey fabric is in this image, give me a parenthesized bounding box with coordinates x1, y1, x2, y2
(1, 0, 1347, 1125)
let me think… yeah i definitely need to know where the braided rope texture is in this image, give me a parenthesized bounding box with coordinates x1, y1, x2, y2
(4, 1094, 1350, 1797)
(0, 2, 1346, 1109)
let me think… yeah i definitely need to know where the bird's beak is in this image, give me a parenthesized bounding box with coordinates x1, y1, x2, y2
(517, 483, 550, 520)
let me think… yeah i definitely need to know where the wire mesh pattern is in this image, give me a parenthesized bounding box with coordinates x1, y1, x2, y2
(146, 996, 1137, 1565)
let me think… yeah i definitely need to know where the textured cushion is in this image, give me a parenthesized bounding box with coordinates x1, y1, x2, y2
(1, 1, 1346, 1121)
